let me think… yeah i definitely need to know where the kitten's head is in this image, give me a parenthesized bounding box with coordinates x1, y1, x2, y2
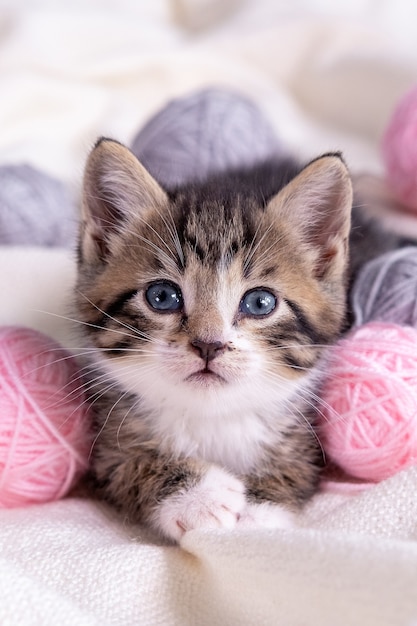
(75, 139, 352, 417)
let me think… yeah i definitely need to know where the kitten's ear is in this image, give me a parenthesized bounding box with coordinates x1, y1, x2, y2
(267, 154, 352, 280)
(80, 138, 168, 264)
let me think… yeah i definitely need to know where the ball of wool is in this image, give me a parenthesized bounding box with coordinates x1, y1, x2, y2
(0, 164, 76, 247)
(382, 84, 417, 211)
(131, 87, 282, 188)
(351, 247, 417, 327)
(319, 321, 417, 482)
(0, 326, 90, 507)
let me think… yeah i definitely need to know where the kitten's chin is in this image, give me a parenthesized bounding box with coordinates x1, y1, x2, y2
(185, 370, 227, 388)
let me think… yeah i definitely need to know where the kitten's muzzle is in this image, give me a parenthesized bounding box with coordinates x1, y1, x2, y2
(191, 339, 225, 362)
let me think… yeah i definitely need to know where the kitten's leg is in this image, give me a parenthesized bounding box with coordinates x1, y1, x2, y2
(237, 501, 296, 529)
(237, 472, 300, 530)
(155, 464, 245, 542)
(238, 451, 321, 530)
(93, 453, 246, 542)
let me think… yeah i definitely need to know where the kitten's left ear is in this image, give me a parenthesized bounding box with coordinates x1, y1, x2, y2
(80, 138, 168, 264)
(267, 153, 353, 280)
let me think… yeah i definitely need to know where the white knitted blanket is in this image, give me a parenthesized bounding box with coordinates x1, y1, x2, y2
(0, 458, 417, 625)
(1, 2, 417, 624)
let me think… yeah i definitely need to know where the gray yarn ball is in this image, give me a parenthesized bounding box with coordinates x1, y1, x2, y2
(0, 164, 77, 247)
(351, 247, 417, 327)
(131, 87, 283, 188)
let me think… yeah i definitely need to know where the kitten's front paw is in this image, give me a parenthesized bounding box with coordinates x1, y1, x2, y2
(237, 501, 295, 530)
(154, 466, 246, 542)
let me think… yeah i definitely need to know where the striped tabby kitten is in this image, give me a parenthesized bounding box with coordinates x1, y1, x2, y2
(76, 138, 353, 542)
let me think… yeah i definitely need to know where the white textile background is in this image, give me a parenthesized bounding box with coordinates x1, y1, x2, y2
(1, 1, 417, 624)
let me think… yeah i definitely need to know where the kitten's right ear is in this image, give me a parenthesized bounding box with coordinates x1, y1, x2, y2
(80, 138, 168, 264)
(267, 153, 352, 282)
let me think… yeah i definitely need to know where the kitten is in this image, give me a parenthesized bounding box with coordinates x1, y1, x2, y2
(74, 138, 367, 541)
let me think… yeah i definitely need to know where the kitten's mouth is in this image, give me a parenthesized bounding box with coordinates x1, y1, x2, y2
(186, 367, 226, 386)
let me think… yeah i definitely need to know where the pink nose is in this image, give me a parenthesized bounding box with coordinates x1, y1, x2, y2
(191, 340, 225, 362)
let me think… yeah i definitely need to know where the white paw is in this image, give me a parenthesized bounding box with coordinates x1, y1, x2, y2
(237, 501, 296, 530)
(154, 466, 246, 542)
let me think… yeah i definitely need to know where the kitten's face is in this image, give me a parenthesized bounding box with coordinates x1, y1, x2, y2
(76, 140, 352, 423)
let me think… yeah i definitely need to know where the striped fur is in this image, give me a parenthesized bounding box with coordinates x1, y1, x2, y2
(75, 139, 352, 542)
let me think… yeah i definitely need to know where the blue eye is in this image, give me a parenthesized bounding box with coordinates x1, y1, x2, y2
(145, 282, 183, 312)
(240, 289, 277, 317)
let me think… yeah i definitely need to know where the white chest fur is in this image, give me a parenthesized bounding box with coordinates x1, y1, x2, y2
(141, 377, 307, 475)
(100, 352, 316, 475)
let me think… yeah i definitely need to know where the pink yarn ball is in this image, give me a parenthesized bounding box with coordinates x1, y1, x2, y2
(382, 84, 417, 211)
(0, 326, 90, 507)
(320, 321, 417, 482)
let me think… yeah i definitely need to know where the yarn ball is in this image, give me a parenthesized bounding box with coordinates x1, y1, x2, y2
(382, 84, 417, 211)
(0, 164, 76, 247)
(0, 326, 90, 507)
(319, 321, 417, 482)
(351, 246, 417, 328)
(131, 87, 283, 188)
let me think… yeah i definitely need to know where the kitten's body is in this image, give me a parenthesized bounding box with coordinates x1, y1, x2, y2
(75, 140, 395, 541)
